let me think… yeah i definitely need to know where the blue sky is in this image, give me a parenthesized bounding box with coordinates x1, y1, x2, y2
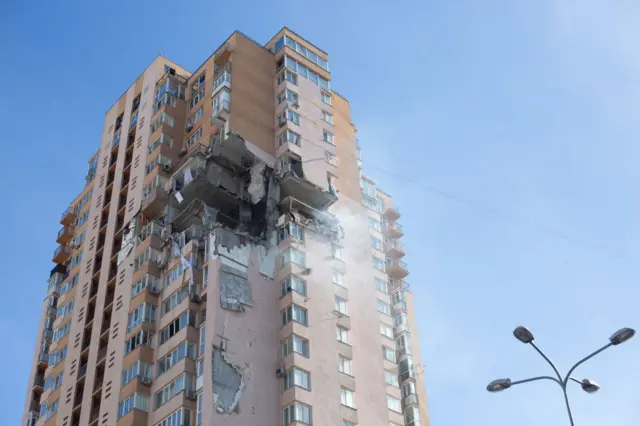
(2, 0, 639, 425)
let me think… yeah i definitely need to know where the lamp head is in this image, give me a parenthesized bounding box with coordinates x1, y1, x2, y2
(580, 378, 600, 394)
(487, 378, 512, 393)
(513, 326, 534, 344)
(610, 328, 635, 345)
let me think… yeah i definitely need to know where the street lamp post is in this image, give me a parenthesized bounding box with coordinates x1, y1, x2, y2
(486, 326, 635, 426)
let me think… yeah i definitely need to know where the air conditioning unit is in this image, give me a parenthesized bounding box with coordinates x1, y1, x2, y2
(275, 367, 285, 378)
(149, 285, 160, 295)
(141, 376, 152, 386)
(186, 125, 193, 132)
(162, 164, 172, 172)
(185, 390, 197, 401)
(300, 268, 312, 276)
(278, 121, 287, 128)
(179, 148, 187, 156)
(291, 102, 300, 109)
(190, 294, 202, 304)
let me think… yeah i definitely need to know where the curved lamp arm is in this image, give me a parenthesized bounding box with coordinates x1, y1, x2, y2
(563, 343, 612, 385)
(512, 375, 563, 387)
(530, 342, 563, 382)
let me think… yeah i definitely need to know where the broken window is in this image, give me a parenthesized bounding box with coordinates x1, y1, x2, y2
(278, 222, 304, 242)
(159, 310, 196, 345)
(281, 304, 308, 326)
(124, 330, 153, 355)
(280, 275, 306, 297)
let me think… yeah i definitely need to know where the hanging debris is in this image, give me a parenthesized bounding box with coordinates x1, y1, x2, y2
(212, 346, 246, 414)
(219, 264, 252, 311)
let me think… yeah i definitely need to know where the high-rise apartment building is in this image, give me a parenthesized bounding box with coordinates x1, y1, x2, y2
(22, 28, 428, 426)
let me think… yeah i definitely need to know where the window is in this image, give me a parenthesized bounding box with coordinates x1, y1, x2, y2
(157, 341, 197, 377)
(283, 55, 329, 90)
(387, 395, 402, 413)
(56, 298, 75, 320)
(277, 89, 299, 105)
(373, 256, 386, 271)
(338, 355, 352, 376)
(276, 36, 330, 70)
(370, 236, 383, 250)
(325, 151, 337, 166)
(341, 387, 356, 408)
(277, 129, 301, 147)
(196, 393, 203, 425)
(378, 300, 391, 315)
(203, 265, 208, 288)
(282, 304, 308, 326)
(376, 278, 388, 293)
(199, 325, 206, 357)
(278, 222, 304, 242)
(396, 333, 411, 351)
(191, 72, 206, 95)
(283, 402, 311, 425)
(124, 330, 153, 355)
(281, 334, 310, 357)
(127, 302, 157, 333)
(148, 133, 173, 154)
(49, 346, 67, 367)
(186, 127, 203, 148)
(321, 91, 332, 105)
(332, 270, 344, 287)
(385, 371, 399, 387)
(151, 112, 175, 132)
(162, 287, 188, 316)
(44, 371, 63, 392)
(323, 130, 334, 144)
(121, 361, 152, 387)
(368, 217, 381, 231)
(59, 274, 78, 296)
(335, 296, 348, 315)
(332, 244, 343, 261)
(282, 367, 310, 391)
(382, 346, 396, 362)
(189, 89, 205, 110)
(152, 93, 176, 114)
(322, 110, 333, 124)
(42, 399, 59, 421)
(280, 275, 307, 297)
(52, 321, 71, 342)
(399, 358, 416, 381)
(336, 326, 349, 344)
(393, 312, 408, 328)
(380, 323, 394, 338)
(118, 393, 149, 419)
(281, 248, 306, 268)
(158, 408, 191, 426)
(186, 107, 204, 128)
(277, 69, 298, 86)
(278, 109, 300, 125)
(131, 274, 160, 298)
(155, 374, 195, 408)
(343, 422, 355, 426)
(159, 310, 196, 345)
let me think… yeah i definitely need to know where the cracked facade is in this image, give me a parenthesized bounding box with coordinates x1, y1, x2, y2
(23, 27, 429, 426)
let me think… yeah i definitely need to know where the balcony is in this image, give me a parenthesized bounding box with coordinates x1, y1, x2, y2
(37, 351, 49, 368)
(61, 207, 75, 226)
(382, 205, 401, 221)
(47, 272, 67, 295)
(392, 299, 407, 313)
(56, 226, 73, 244)
(386, 221, 404, 238)
(387, 259, 409, 279)
(278, 154, 338, 211)
(33, 374, 44, 390)
(385, 239, 405, 258)
(212, 70, 231, 97)
(403, 393, 419, 408)
(26, 410, 39, 426)
(141, 187, 168, 218)
(53, 245, 71, 264)
(211, 91, 230, 126)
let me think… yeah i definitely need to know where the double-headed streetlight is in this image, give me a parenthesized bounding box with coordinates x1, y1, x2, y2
(486, 326, 635, 425)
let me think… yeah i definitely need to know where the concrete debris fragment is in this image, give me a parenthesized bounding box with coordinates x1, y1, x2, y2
(212, 346, 246, 414)
(209, 228, 250, 268)
(258, 242, 277, 279)
(247, 162, 267, 203)
(117, 218, 137, 265)
(219, 264, 252, 311)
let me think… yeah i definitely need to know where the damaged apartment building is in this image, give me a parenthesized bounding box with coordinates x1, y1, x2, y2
(23, 27, 429, 426)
